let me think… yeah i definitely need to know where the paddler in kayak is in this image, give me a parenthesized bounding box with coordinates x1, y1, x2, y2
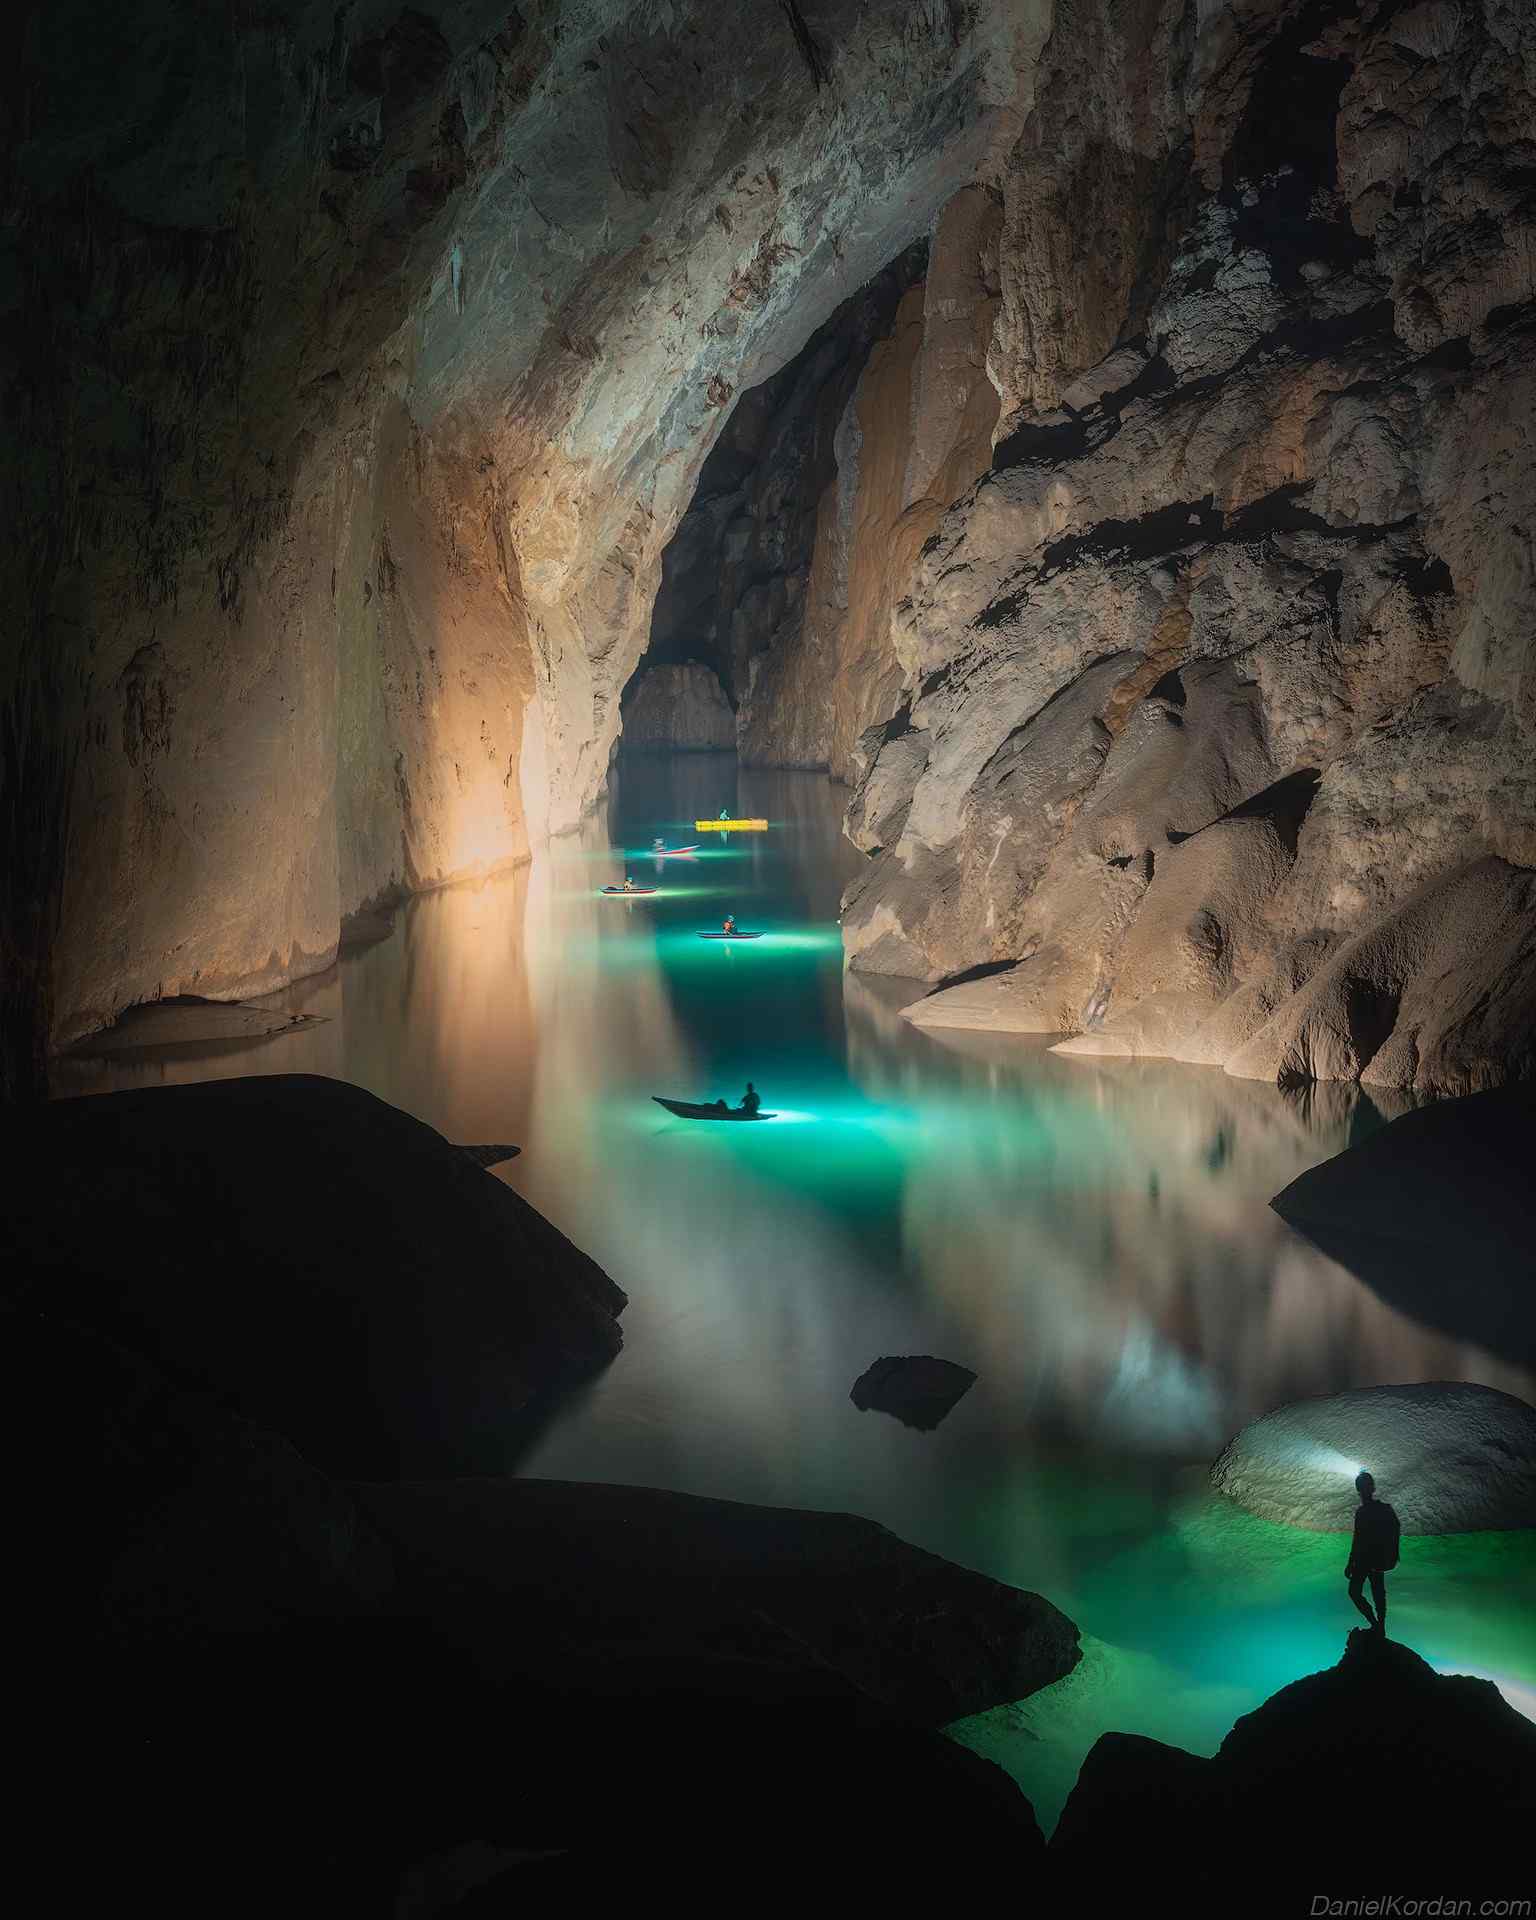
(719, 806, 730, 820)
(740, 1082, 760, 1115)
(622, 876, 638, 893)
(722, 913, 737, 935)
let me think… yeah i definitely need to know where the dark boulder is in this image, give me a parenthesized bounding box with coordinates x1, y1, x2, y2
(851, 1353, 978, 1431)
(1051, 1632, 1536, 1895)
(1, 1075, 624, 1476)
(1272, 1083, 1536, 1366)
(349, 1475, 1079, 1726)
(8, 1306, 1069, 1913)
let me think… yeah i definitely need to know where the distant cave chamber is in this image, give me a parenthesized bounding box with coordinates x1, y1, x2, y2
(619, 238, 930, 772)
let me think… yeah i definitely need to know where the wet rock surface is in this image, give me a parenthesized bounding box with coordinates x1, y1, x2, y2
(1272, 1084, 1536, 1366)
(1211, 1381, 1536, 1534)
(1050, 1632, 1536, 1894)
(68, 995, 329, 1055)
(7, 1274, 1068, 1907)
(837, 0, 1536, 1096)
(851, 1354, 978, 1431)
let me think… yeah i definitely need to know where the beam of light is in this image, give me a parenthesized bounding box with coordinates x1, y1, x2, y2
(1312, 1446, 1367, 1478)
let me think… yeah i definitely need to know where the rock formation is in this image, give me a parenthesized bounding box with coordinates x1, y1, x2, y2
(2, 1, 1036, 1082)
(1049, 1632, 1536, 1894)
(0, 1074, 626, 1475)
(851, 1354, 978, 1431)
(6, 1235, 1074, 1905)
(1272, 1083, 1536, 1366)
(620, 662, 735, 752)
(1211, 1381, 1536, 1534)
(837, 0, 1536, 1096)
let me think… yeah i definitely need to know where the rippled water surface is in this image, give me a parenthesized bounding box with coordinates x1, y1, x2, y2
(62, 756, 1536, 1827)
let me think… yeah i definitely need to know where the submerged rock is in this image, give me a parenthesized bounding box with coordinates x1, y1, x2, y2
(71, 995, 328, 1054)
(1211, 1382, 1536, 1534)
(1272, 1084, 1536, 1366)
(1, 1075, 625, 1477)
(1050, 1633, 1536, 1892)
(851, 1354, 978, 1431)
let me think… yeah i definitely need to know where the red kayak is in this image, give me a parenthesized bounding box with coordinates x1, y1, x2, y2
(653, 844, 700, 857)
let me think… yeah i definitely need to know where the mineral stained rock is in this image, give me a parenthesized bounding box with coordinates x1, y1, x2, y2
(1272, 1084, 1536, 1366)
(1049, 1633, 1536, 1893)
(1210, 1381, 1536, 1535)
(0, 1074, 625, 1476)
(621, 663, 736, 752)
(851, 1354, 978, 1431)
(837, 0, 1536, 1097)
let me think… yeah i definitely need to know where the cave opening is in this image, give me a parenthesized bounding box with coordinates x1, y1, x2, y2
(619, 239, 927, 765)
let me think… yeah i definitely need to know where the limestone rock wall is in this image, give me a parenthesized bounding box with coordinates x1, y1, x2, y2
(3, 0, 1036, 1073)
(738, 186, 1003, 778)
(842, 0, 1536, 1097)
(621, 663, 735, 753)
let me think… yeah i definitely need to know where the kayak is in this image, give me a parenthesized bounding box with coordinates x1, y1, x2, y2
(652, 844, 700, 857)
(653, 1096, 777, 1122)
(695, 819, 768, 831)
(600, 885, 657, 895)
(699, 931, 763, 940)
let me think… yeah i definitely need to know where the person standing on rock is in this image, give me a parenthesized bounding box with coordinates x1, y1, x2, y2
(1346, 1470, 1400, 1634)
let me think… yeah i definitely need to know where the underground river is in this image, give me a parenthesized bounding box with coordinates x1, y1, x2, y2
(58, 755, 1536, 1828)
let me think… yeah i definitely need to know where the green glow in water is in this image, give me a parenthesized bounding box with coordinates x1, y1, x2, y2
(63, 755, 1536, 1836)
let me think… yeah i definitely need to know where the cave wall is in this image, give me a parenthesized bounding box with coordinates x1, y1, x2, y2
(841, 0, 1536, 1096)
(749, 181, 1003, 781)
(2, 0, 1042, 1075)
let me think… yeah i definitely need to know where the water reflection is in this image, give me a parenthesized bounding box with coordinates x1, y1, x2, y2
(56, 758, 1536, 1821)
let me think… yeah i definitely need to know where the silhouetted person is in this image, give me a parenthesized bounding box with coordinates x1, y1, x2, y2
(740, 1082, 760, 1115)
(1346, 1469, 1400, 1633)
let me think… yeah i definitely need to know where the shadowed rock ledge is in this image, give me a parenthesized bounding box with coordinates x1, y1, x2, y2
(1049, 1632, 1536, 1895)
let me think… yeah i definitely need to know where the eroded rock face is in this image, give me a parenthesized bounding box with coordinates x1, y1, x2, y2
(4, 1, 1035, 1068)
(740, 187, 1003, 777)
(1211, 1382, 1536, 1534)
(621, 663, 735, 753)
(841, 0, 1536, 1096)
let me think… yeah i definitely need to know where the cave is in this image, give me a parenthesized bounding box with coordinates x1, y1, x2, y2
(5, 0, 1536, 1906)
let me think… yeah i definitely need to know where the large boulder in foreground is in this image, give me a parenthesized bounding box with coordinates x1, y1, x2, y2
(1, 1076, 625, 1476)
(8, 1304, 1061, 1909)
(1272, 1084, 1536, 1366)
(1051, 1633, 1536, 1893)
(350, 1477, 1080, 1727)
(1211, 1382, 1536, 1534)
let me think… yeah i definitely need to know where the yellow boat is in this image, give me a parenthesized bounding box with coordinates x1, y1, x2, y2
(695, 817, 768, 831)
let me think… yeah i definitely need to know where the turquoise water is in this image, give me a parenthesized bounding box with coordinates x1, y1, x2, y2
(60, 754, 1536, 1828)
